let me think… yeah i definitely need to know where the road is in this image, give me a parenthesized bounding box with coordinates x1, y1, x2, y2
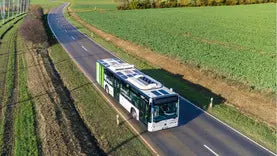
(48, 3, 275, 156)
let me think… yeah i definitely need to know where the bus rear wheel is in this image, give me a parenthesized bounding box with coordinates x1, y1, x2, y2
(131, 108, 137, 119)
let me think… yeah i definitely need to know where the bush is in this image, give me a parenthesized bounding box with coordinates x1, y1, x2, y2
(28, 5, 43, 19)
(207, 0, 216, 5)
(226, 0, 238, 5)
(20, 5, 47, 45)
(115, 0, 272, 9)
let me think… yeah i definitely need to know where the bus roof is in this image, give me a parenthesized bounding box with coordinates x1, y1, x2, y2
(97, 58, 177, 98)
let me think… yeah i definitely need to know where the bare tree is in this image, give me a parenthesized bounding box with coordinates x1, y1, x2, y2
(20, 6, 47, 45)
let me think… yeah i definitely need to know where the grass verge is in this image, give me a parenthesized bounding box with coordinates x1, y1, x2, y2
(0, 19, 21, 154)
(65, 11, 276, 152)
(14, 34, 40, 155)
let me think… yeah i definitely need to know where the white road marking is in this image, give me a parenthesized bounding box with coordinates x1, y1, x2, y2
(71, 36, 75, 40)
(204, 145, 219, 156)
(81, 45, 88, 51)
(65, 29, 67, 32)
(181, 97, 276, 156)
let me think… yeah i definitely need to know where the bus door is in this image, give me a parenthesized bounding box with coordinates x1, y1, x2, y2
(139, 98, 148, 125)
(113, 78, 120, 101)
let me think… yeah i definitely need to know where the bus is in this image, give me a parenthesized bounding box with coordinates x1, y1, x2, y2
(96, 58, 179, 132)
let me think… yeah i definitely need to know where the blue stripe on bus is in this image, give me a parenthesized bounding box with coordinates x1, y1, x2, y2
(159, 89, 169, 95)
(151, 91, 162, 96)
(134, 70, 142, 74)
(120, 75, 128, 79)
(116, 72, 124, 76)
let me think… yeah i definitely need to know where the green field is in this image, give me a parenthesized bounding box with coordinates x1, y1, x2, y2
(73, 2, 276, 92)
(72, 0, 116, 10)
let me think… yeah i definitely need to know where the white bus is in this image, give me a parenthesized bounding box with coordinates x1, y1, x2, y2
(96, 58, 179, 132)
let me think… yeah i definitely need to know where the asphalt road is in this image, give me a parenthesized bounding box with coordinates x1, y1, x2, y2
(48, 3, 275, 156)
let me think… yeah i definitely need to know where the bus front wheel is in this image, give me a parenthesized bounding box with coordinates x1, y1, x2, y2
(131, 108, 137, 120)
(105, 85, 109, 94)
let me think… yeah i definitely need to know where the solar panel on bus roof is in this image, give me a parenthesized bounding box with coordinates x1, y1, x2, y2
(120, 75, 128, 79)
(116, 72, 124, 75)
(151, 91, 162, 96)
(159, 89, 169, 95)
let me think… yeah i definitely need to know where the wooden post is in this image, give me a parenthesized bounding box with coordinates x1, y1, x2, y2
(116, 114, 120, 127)
(209, 97, 213, 109)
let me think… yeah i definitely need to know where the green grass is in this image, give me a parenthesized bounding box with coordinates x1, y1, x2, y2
(0, 16, 39, 155)
(65, 11, 276, 152)
(72, 0, 116, 11)
(48, 40, 151, 155)
(0, 19, 20, 153)
(73, 2, 276, 92)
(0, 15, 24, 38)
(30, 0, 67, 11)
(14, 35, 39, 156)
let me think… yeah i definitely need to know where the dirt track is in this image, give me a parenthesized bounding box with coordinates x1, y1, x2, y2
(68, 8, 276, 127)
(25, 44, 105, 155)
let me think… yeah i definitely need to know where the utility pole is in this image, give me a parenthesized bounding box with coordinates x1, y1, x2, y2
(12, 0, 14, 18)
(8, 0, 10, 19)
(1, 0, 6, 24)
(16, 0, 19, 16)
(19, 0, 21, 14)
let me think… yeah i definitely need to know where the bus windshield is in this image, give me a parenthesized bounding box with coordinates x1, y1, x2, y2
(152, 96, 178, 122)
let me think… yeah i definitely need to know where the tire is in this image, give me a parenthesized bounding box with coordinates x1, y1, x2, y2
(131, 108, 137, 120)
(105, 85, 109, 94)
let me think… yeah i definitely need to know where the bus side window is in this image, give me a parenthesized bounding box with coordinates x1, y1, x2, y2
(130, 90, 139, 108)
(121, 82, 130, 99)
(104, 69, 114, 85)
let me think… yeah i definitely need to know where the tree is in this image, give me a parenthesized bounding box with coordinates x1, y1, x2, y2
(20, 6, 47, 45)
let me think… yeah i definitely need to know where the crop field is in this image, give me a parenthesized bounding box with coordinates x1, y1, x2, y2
(73, 3, 276, 92)
(71, 0, 116, 11)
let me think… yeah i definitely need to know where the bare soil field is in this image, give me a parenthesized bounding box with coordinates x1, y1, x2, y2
(67, 8, 276, 128)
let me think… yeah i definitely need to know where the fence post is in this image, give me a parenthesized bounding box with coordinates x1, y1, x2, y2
(209, 97, 213, 109)
(116, 114, 120, 127)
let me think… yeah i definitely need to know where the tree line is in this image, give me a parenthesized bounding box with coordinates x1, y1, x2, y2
(115, 0, 276, 9)
(0, 0, 29, 24)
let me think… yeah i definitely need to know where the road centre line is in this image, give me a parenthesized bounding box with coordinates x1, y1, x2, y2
(81, 45, 88, 51)
(204, 145, 219, 156)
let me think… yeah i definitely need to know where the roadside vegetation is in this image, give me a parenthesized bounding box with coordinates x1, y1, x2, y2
(0, 17, 22, 155)
(14, 34, 40, 156)
(65, 3, 276, 152)
(115, 0, 275, 9)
